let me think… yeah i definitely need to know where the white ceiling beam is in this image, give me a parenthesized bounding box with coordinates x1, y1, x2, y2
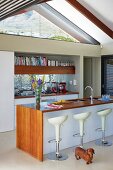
(29, 3, 100, 44)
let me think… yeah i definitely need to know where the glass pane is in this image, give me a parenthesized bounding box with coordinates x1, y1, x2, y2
(0, 10, 78, 42)
(106, 59, 113, 95)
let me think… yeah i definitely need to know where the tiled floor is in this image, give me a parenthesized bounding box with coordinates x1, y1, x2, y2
(0, 130, 113, 170)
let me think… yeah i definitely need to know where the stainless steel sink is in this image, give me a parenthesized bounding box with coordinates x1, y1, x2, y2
(68, 99, 86, 102)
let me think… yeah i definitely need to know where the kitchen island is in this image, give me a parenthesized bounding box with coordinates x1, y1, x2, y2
(16, 98, 113, 161)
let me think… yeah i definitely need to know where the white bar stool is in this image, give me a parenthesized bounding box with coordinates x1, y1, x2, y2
(48, 115, 68, 161)
(73, 112, 91, 148)
(95, 108, 112, 146)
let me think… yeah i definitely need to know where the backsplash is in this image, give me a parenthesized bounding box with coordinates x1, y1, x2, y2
(14, 74, 76, 94)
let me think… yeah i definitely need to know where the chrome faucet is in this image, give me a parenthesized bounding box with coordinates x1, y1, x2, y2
(85, 86, 93, 104)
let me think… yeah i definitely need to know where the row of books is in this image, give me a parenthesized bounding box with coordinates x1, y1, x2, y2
(14, 56, 74, 66)
(15, 56, 47, 66)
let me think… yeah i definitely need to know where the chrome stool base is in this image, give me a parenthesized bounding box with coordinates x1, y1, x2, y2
(95, 139, 112, 146)
(47, 152, 68, 161)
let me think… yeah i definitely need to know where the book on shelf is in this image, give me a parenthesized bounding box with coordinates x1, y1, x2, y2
(15, 55, 47, 66)
(15, 55, 74, 67)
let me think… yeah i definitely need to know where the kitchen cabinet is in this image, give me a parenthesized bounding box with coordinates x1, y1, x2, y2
(56, 93, 79, 101)
(0, 51, 14, 132)
(16, 100, 113, 161)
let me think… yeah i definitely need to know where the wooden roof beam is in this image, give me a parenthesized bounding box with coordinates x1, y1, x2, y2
(66, 0, 113, 38)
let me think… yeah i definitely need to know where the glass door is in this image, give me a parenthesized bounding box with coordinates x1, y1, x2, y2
(101, 55, 113, 95)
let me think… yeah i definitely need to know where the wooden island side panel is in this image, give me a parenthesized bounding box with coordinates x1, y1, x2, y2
(16, 105, 43, 161)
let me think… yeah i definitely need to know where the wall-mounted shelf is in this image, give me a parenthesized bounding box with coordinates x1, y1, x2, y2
(15, 65, 75, 74)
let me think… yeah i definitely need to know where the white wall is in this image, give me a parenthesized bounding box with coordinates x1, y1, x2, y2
(0, 34, 101, 56)
(101, 42, 113, 55)
(0, 51, 14, 132)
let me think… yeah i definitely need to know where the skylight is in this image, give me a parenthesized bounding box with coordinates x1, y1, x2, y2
(48, 0, 96, 36)
(0, 0, 101, 44)
(0, 10, 79, 43)
(47, 0, 107, 44)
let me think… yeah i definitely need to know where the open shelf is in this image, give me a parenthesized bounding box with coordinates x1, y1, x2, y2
(15, 65, 75, 74)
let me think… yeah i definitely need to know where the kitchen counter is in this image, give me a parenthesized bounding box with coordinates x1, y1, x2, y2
(15, 91, 79, 99)
(22, 97, 113, 112)
(16, 97, 113, 161)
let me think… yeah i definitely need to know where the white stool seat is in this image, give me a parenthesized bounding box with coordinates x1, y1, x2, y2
(73, 112, 91, 147)
(97, 108, 112, 116)
(97, 108, 112, 131)
(48, 115, 68, 126)
(48, 115, 68, 161)
(95, 108, 112, 146)
(73, 112, 91, 120)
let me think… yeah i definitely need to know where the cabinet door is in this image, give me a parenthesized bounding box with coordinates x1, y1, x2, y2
(0, 51, 14, 132)
(56, 94, 79, 101)
(41, 94, 78, 102)
(41, 95, 57, 101)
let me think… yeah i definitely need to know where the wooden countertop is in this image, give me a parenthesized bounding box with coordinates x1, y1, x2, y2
(15, 91, 79, 99)
(42, 98, 113, 112)
(22, 98, 113, 113)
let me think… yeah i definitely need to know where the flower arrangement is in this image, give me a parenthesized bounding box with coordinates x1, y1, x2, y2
(30, 75, 45, 108)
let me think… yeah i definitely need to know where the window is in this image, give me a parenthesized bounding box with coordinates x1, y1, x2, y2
(0, 10, 78, 42)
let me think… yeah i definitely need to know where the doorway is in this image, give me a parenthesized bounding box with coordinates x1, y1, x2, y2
(83, 57, 101, 97)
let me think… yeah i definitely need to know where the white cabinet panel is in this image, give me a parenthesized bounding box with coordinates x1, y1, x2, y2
(0, 51, 14, 132)
(41, 95, 57, 101)
(42, 94, 78, 102)
(56, 94, 78, 101)
(15, 97, 35, 105)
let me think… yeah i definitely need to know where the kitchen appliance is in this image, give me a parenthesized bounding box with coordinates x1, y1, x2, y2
(58, 82, 66, 93)
(51, 82, 57, 93)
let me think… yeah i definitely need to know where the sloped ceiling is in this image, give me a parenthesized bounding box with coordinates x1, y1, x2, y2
(67, 0, 113, 44)
(1, 0, 113, 45)
(77, 0, 113, 31)
(31, 3, 99, 44)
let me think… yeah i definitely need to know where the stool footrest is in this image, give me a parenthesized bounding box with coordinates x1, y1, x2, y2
(48, 139, 56, 143)
(95, 128, 102, 131)
(48, 138, 62, 143)
(73, 133, 80, 137)
(73, 133, 85, 137)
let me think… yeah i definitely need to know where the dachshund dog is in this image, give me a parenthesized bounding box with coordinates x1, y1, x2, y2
(75, 147, 95, 164)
